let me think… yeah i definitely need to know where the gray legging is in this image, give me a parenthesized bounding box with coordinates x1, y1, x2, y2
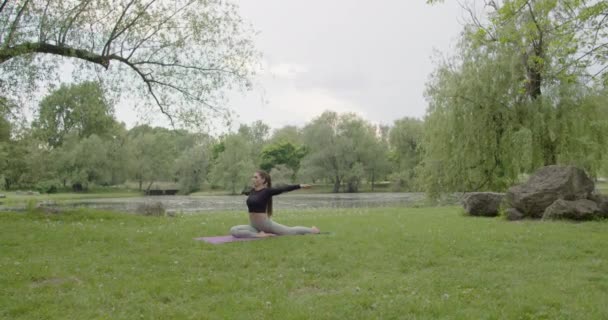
(230, 218, 315, 238)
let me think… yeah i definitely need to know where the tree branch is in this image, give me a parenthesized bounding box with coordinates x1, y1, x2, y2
(103, 53, 177, 126)
(39, 0, 52, 43)
(0, 42, 110, 68)
(59, 0, 93, 45)
(2, 0, 31, 49)
(131, 61, 245, 78)
(102, 0, 138, 57)
(125, 0, 194, 60)
(462, 1, 497, 41)
(0, 0, 10, 13)
(109, 0, 158, 51)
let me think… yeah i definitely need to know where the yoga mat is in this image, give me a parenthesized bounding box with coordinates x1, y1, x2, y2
(195, 232, 333, 244)
(194, 235, 266, 244)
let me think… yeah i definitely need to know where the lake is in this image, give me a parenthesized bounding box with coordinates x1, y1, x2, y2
(1, 192, 460, 214)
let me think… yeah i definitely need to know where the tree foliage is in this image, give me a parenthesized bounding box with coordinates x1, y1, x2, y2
(260, 141, 307, 181)
(301, 111, 380, 192)
(210, 133, 254, 194)
(33, 81, 115, 147)
(0, 0, 258, 127)
(420, 0, 608, 196)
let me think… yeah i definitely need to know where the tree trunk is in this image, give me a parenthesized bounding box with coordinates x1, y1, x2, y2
(371, 171, 376, 192)
(347, 181, 358, 193)
(333, 177, 341, 193)
(543, 141, 557, 166)
(526, 37, 557, 165)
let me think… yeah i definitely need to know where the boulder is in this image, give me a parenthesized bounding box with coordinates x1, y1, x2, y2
(505, 208, 524, 221)
(542, 199, 600, 221)
(505, 165, 594, 218)
(589, 193, 608, 218)
(461, 192, 504, 217)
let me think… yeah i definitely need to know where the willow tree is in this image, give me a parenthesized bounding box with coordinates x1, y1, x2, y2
(389, 117, 424, 191)
(0, 0, 258, 127)
(420, 0, 608, 195)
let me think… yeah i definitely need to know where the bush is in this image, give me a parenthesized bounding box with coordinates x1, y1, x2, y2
(35, 180, 61, 194)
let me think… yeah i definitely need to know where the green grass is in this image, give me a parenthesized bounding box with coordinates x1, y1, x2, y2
(1, 207, 607, 319)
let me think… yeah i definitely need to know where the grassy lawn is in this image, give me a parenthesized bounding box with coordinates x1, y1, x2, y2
(1, 207, 607, 319)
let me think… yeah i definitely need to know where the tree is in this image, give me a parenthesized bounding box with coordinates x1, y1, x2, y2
(301, 111, 378, 193)
(260, 141, 307, 181)
(0, 97, 14, 187)
(420, 1, 608, 196)
(0, 130, 55, 191)
(388, 117, 423, 191)
(237, 120, 270, 166)
(210, 133, 254, 194)
(269, 125, 303, 145)
(1, 139, 28, 190)
(0, 97, 14, 142)
(441, 0, 607, 165)
(361, 125, 391, 192)
(0, 0, 258, 126)
(174, 144, 210, 194)
(65, 134, 112, 189)
(269, 164, 295, 185)
(421, 34, 539, 195)
(127, 130, 175, 191)
(33, 81, 115, 147)
(105, 123, 130, 185)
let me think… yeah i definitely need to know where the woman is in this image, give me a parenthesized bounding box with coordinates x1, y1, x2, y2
(230, 170, 320, 238)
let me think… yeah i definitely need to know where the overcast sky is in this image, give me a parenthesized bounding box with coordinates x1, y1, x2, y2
(116, 1, 467, 131)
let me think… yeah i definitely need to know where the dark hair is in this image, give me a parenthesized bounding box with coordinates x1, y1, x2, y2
(256, 170, 273, 216)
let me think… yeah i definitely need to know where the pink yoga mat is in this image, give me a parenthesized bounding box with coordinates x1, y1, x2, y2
(195, 232, 332, 244)
(194, 235, 267, 244)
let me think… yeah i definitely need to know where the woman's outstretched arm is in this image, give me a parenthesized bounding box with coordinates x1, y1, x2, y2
(268, 184, 312, 195)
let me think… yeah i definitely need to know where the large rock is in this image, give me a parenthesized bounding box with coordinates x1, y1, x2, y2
(590, 193, 608, 218)
(505, 208, 524, 221)
(542, 199, 600, 221)
(505, 166, 595, 218)
(462, 192, 504, 217)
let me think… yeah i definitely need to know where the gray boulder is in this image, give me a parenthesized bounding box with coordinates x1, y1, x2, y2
(505, 208, 525, 221)
(542, 199, 600, 221)
(462, 192, 504, 217)
(589, 193, 608, 218)
(505, 165, 594, 218)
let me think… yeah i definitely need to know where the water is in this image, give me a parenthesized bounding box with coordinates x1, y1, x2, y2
(1, 192, 458, 214)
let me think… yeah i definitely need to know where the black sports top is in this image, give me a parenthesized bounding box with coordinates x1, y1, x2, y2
(244, 185, 301, 213)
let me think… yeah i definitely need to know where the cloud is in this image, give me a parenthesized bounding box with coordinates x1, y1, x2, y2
(267, 63, 309, 79)
(272, 87, 366, 120)
(228, 80, 367, 130)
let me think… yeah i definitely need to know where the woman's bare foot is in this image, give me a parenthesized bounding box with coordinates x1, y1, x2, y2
(256, 231, 276, 238)
(311, 226, 320, 234)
